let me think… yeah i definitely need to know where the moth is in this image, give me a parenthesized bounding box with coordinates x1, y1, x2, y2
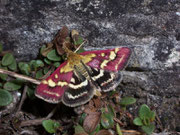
(35, 46, 131, 107)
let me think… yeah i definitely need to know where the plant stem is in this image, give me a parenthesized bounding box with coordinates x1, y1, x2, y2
(16, 85, 28, 113)
(0, 68, 41, 85)
(20, 105, 58, 127)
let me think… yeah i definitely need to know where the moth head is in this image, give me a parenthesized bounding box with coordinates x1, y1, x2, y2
(62, 43, 76, 59)
(62, 43, 72, 54)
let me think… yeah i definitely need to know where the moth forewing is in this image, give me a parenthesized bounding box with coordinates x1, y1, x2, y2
(36, 47, 131, 107)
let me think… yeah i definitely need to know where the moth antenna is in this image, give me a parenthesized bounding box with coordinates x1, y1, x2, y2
(74, 39, 87, 53)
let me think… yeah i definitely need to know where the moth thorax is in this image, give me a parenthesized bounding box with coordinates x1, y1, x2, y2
(74, 64, 90, 80)
(68, 52, 82, 66)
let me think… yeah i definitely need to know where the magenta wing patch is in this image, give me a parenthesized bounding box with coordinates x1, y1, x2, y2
(80, 47, 131, 71)
(35, 62, 73, 103)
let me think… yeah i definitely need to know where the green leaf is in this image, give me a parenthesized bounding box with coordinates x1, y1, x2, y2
(0, 65, 8, 80)
(150, 111, 156, 122)
(107, 104, 116, 117)
(0, 89, 13, 106)
(40, 44, 46, 54)
(133, 117, 143, 126)
(100, 108, 106, 113)
(139, 104, 151, 120)
(74, 37, 84, 46)
(47, 49, 61, 61)
(94, 124, 100, 133)
(0, 43, 3, 53)
(0, 73, 7, 81)
(74, 124, 86, 134)
(43, 67, 49, 74)
(44, 58, 52, 65)
(35, 60, 44, 68)
(13, 79, 26, 84)
(101, 113, 114, 129)
(40, 43, 53, 57)
(79, 113, 87, 125)
(26, 86, 35, 99)
(8, 57, 17, 71)
(29, 60, 36, 70)
(42, 120, 60, 134)
(142, 124, 155, 135)
(35, 69, 44, 79)
(2, 53, 14, 66)
(119, 97, 136, 106)
(3, 81, 22, 91)
(88, 124, 100, 135)
(144, 117, 151, 125)
(29, 60, 44, 71)
(18, 62, 30, 75)
(109, 90, 116, 97)
(116, 123, 123, 135)
(53, 62, 60, 68)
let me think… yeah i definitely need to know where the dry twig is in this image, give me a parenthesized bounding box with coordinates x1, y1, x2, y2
(16, 85, 28, 113)
(0, 68, 41, 85)
(20, 105, 58, 127)
(121, 129, 142, 135)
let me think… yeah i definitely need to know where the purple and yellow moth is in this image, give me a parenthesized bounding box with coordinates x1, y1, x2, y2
(35, 46, 131, 107)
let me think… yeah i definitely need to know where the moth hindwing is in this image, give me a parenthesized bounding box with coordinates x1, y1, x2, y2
(35, 47, 131, 107)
